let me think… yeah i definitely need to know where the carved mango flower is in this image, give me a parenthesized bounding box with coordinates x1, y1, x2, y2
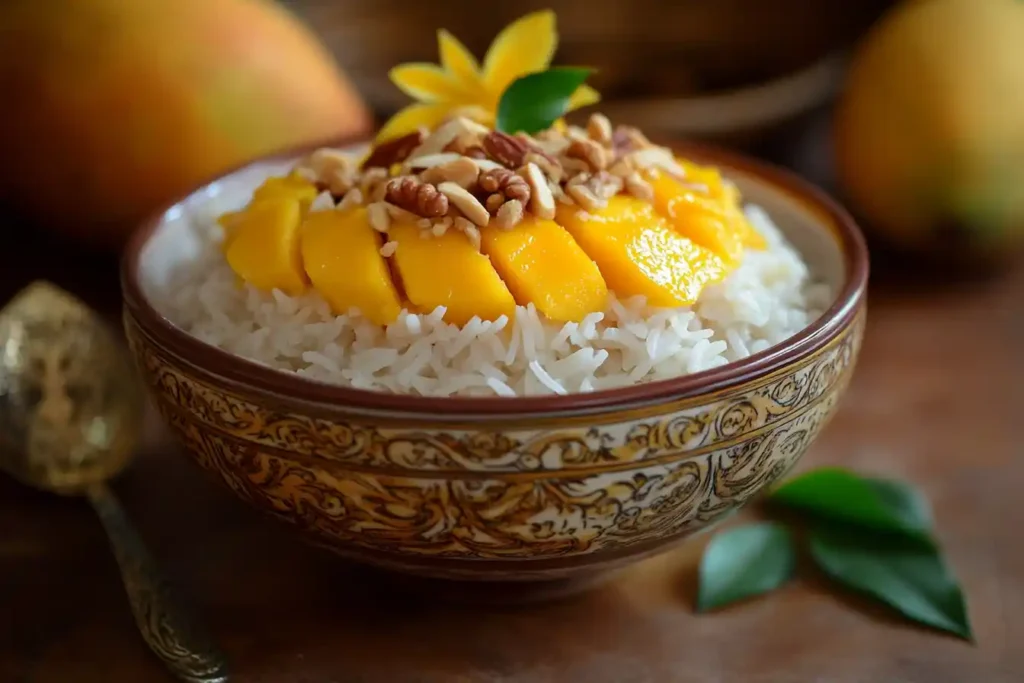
(376, 9, 600, 141)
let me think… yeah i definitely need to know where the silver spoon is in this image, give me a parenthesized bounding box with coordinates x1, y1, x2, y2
(0, 281, 229, 683)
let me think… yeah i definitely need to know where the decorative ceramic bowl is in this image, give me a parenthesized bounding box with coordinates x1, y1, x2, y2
(121, 140, 868, 585)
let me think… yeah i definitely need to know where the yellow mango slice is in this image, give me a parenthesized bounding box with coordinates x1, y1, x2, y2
(389, 222, 515, 325)
(224, 198, 308, 296)
(556, 196, 727, 308)
(721, 180, 767, 250)
(219, 173, 320, 251)
(252, 173, 319, 212)
(481, 215, 608, 322)
(650, 171, 746, 265)
(301, 208, 403, 325)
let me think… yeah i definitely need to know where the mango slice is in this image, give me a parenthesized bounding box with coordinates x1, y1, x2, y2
(301, 208, 403, 325)
(481, 215, 608, 322)
(224, 197, 308, 296)
(389, 222, 516, 325)
(556, 196, 726, 308)
(252, 173, 319, 212)
(649, 171, 746, 265)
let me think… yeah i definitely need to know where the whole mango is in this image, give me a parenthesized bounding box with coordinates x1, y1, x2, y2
(0, 0, 372, 248)
(835, 0, 1024, 264)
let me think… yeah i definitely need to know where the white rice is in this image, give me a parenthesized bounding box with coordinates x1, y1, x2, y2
(154, 196, 832, 397)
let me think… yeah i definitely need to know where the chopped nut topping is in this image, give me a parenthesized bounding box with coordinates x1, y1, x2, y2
(567, 138, 610, 172)
(478, 168, 530, 210)
(566, 182, 606, 212)
(367, 202, 391, 233)
(482, 131, 529, 168)
(431, 216, 452, 236)
(495, 198, 525, 229)
(485, 193, 505, 214)
(337, 187, 363, 211)
(378, 240, 398, 257)
(521, 162, 556, 220)
(285, 111, 690, 238)
(624, 171, 654, 201)
(409, 117, 484, 159)
(407, 153, 462, 170)
(438, 181, 490, 227)
(586, 113, 613, 145)
(359, 167, 390, 203)
(420, 156, 479, 189)
(525, 152, 563, 182)
(453, 216, 482, 249)
(362, 130, 425, 170)
(385, 177, 449, 218)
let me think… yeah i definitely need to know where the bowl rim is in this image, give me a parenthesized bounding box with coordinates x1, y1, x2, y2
(121, 135, 868, 418)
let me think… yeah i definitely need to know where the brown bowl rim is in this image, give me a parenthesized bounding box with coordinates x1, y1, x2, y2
(121, 135, 869, 417)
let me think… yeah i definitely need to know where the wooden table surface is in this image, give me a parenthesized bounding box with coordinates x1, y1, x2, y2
(1, 161, 1022, 682)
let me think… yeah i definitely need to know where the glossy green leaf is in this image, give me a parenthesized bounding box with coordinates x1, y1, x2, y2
(697, 522, 795, 612)
(809, 525, 973, 640)
(495, 67, 593, 135)
(769, 467, 934, 543)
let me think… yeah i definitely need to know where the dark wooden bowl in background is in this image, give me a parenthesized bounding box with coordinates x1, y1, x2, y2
(284, 0, 894, 149)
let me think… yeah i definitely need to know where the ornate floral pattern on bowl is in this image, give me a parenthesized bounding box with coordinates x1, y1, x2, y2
(121, 140, 868, 583)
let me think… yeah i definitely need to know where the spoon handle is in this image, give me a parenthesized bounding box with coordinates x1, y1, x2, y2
(86, 482, 230, 683)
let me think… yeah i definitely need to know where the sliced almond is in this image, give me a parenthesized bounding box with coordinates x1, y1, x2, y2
(367, 202, 391, 233)
(336, 187, 363, 211)
(495, 199, 524, 229)
(525, 152, 563, 182)
(408, 116, 487, 159)
(379, 240, 398, 257)
(624, 171, 654, 201)
(308, 191, 335, 212)
(629, 147, 685, 178)
(472, 158, 506, 173)
(383, 201, 422, 223)
(566, 183, 607, 212)
(586, 113, 613, 145)
(521, 162, 556, 220)
(437, 181, 489, 227)
(421, 156, 479, 189)
(406, 152, 462, 170)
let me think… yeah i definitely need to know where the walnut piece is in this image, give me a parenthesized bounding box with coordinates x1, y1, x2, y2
(385, 177, 449, 217)
(478, 168, 530, 207)
(482, 131, 529, 168)
(361, 130, 425, 170)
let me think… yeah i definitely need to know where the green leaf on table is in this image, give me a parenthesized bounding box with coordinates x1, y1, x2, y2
(809, 525, 973, 641)
(769, 467, 934, 543)
(697, 522, 796, 612)
(495, 67, 593, 135)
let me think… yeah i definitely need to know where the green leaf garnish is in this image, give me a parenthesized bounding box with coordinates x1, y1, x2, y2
(696, 522, 795, 612)
(809, 525, 973, 640)
(695, 467, 973, 642)
(769, 467, 934, 543)
(495, 67, 593, 135)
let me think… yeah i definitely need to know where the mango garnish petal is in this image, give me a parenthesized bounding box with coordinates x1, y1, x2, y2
(375, 102, 452, 143)
(389, 64, 470, 103)
(437, 29, 484, 90)
(482, 10, 558, 100)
